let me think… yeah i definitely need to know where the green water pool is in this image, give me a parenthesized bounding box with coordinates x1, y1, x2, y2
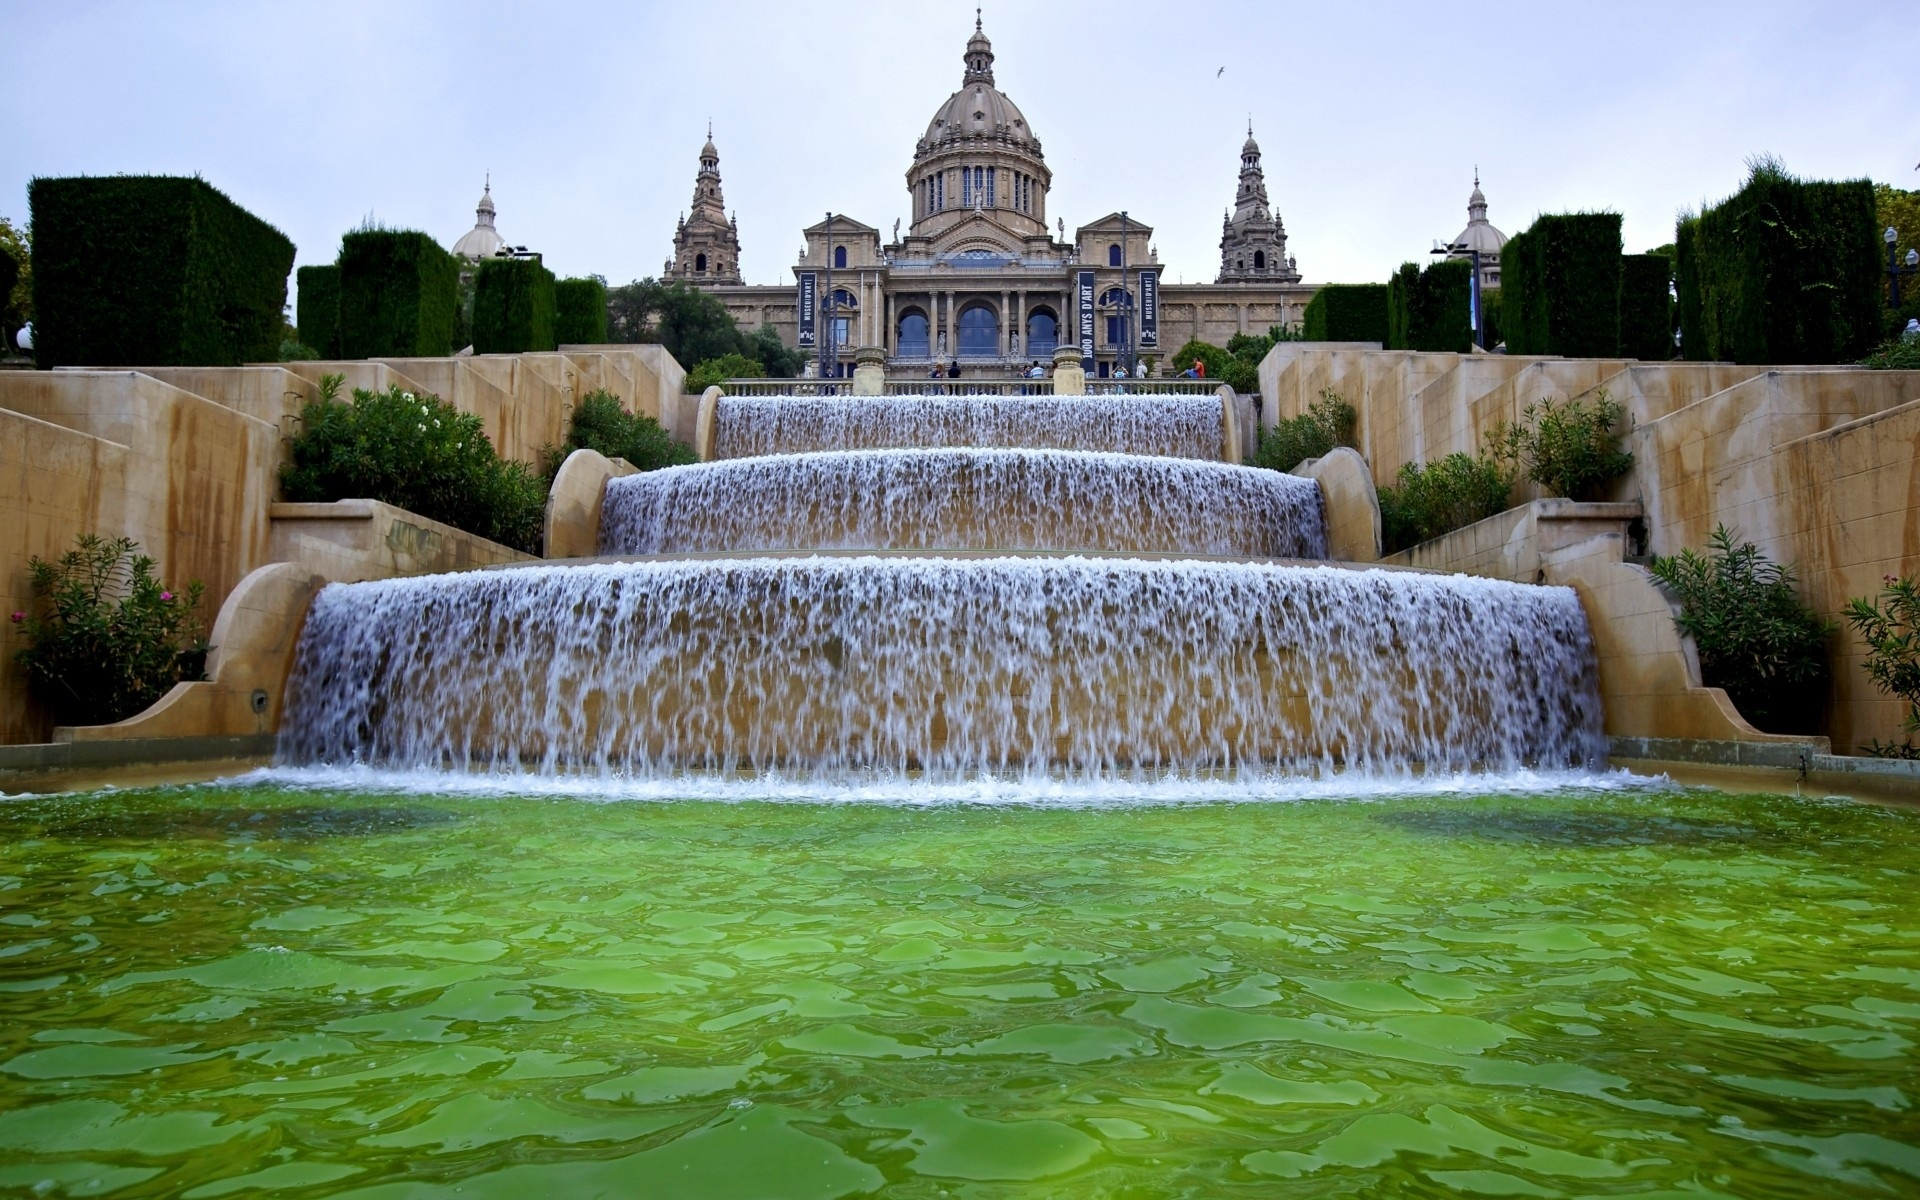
(1, 778, 1917, 1197)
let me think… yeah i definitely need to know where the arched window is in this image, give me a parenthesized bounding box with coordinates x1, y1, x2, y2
(1027, 310, 1058, 354)
(1254, 250, 1266, 270)
(957, 304, 998, 358)
(831, 288, 858, 309)
(695, 253, 707, 272)
(897, 310, 930, 357)
(1107, 244, 1123, 267)
(1236, 259, 1245, 271)
(833, 246, 847, 269)
(1099, 287, 1131, 308)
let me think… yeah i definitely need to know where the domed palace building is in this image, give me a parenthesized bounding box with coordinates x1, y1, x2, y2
(667, 15, 1316, 378)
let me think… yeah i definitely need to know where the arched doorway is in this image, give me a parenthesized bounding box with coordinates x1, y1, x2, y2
(897, 310, 930, 357)
(957, 304, 998, 358)
(1026, 309, 1058, 356)
(1254, 250, 1266, 270)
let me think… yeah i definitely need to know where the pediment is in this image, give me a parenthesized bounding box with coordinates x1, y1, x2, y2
(929, 213, 1022, 259)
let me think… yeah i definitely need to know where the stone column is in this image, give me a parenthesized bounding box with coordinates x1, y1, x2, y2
(1000, 289, 1011, 358)
(1016, 289, 1027, 359)
(1052, 345, 1086, 395)
(852, 346, 887, 396)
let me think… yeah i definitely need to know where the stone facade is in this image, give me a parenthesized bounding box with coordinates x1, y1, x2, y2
(676, 18, 1315, 378)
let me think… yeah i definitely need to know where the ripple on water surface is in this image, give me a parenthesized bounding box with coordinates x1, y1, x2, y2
(0, 780, 1916, 1197)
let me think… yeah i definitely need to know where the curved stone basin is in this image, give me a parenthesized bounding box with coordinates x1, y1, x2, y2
(598, 449, 1327, 559)
(712, 395, 1227, 460)
(279, 555, 1603, 778)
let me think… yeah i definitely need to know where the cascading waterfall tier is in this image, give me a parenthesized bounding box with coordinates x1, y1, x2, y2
(278, 557, 1605, 779)
(599, 449, 1328, 559)
(711, 395, 1226, 461)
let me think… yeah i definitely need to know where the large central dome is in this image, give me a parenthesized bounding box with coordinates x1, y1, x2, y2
(905, 16, 1052, 244)
(914, 17, 1042, 161)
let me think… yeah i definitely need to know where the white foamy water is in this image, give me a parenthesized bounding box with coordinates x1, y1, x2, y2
(239, 762, 1657, 806)
(712, 395, 1226, 460)
(598, 449, 1327, 559)
(277, 557, 1605, 780)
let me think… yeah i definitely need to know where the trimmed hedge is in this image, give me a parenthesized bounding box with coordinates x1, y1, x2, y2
(1386, 258, 1473, 353)
(1677, 164, 1880, 365)
(296, 264, 341, 358)
(1500, 212, 1622, 357)
(1301, 284, 1389, 343)
(29, 174, 294, 368)
(472, 257, 556, 354)
(1618, 253, 1673, 360)
(338, 228, 458, 359)
(553, 276, 608, 345)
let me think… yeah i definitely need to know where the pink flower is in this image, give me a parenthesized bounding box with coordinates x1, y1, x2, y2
(8, 611, 22, 623)
(160, 591, 174, 602)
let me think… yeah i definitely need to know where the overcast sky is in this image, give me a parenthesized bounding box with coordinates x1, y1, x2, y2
(5, 1, 1916, 308)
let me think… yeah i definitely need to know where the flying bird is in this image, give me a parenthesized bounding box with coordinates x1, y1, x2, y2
(1216, 67, 1225, 78)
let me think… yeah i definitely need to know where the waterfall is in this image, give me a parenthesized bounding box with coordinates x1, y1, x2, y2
(278, 558, 1604, 779)
(712, 395, 1225, 461)
(599, 449, 1327, 559)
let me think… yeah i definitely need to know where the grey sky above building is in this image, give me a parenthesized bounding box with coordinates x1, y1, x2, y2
(5, 0, 1915, 301)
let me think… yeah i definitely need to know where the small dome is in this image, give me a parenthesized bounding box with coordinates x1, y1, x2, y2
(1243, 121, 1260, 156)
(452, 180, 505, 261)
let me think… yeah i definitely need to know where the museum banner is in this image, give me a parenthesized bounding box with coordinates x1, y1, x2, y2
(797, 272, 818, 348)
(1137, 270, 1158, 350)
(1077, 269, 1095, 369)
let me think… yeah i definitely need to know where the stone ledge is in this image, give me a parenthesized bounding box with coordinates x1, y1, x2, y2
(1608, 735, 1825, 771)
(0, 734, 275, 775)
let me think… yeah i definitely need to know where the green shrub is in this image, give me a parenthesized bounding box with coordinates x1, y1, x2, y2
(1377, 452, 1515, 553)
(28, 175, 295, 368)
(1168, 338, 1256, 392)
(1250, 388, 1356, 471)
(1490, 389, 1634, 500)
(1649, 525, 1830, 734)
(1500, 212, 1623, 357)
(10, 534, 207, 726)
(554, 277, 608, 345)
(1860, 337, 1920, 370)
(541, 389, 697, 480)
(1301, 284, 1389, 343)
(296, 263, 341, 358)
(281, 379, 545, 553)
(686, 352, 765, 394)
(1676, 159, 1880, 364)
(1618, 253, 1673, 360)
(1846, 575, 1920, 757)
(1386, 259, 1473, 353)
(278, 339, 319, 361)
(337, 228, 459, 358)
(472, 256, 557, 354)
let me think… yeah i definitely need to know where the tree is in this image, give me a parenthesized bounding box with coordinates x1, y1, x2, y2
(605, 278, 744, 365)
(0, 216, 32, 351)
(748, 322, 804, 378)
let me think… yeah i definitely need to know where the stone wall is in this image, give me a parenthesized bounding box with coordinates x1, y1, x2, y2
(0, 348, 687, 745)
(1261, 343, 1920, 750)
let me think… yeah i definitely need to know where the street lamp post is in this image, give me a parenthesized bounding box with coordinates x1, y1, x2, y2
(819, 212, 839, 385)
(1887, 227, 1920, 311)
(1118, 211, 1138, 376)
(1432, 239, 1486, 350)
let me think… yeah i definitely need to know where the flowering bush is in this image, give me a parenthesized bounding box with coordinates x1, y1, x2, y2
(281, 380, 546, 553)
(12, 534, 207, 726)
